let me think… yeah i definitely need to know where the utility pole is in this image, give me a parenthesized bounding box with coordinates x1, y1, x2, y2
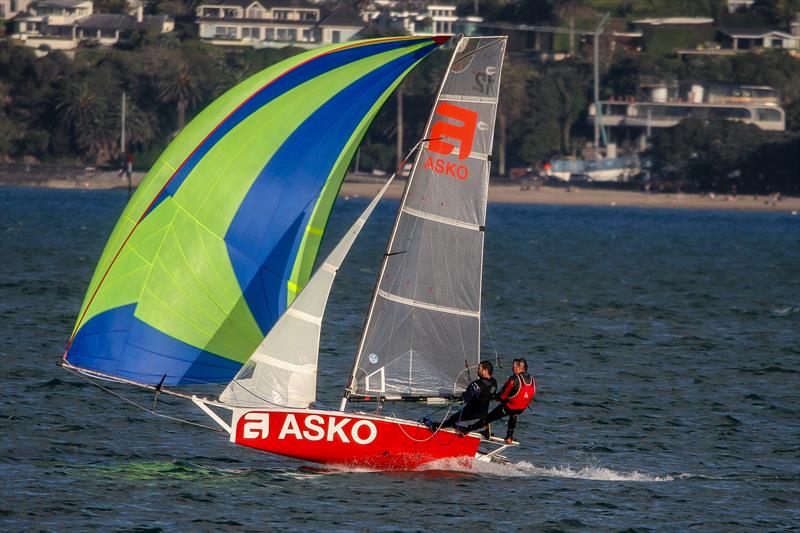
(593, 13, 610, 152)
(120, 92, 132, 197)
(120, 91, 126, 158)
(477, 17, 611, 152)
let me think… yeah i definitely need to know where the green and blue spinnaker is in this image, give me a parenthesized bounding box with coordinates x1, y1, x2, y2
(64, 36, 448, 386)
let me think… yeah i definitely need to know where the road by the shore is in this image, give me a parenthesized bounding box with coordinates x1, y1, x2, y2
(340, 181, 800, 213)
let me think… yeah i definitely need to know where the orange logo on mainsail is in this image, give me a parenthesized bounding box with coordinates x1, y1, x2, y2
(429, 103, 478, 160)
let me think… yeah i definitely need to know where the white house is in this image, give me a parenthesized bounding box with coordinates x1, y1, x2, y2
(0, 0, 32, 19)
(196, 0, 365, 48)
(11, 0, 173, 55)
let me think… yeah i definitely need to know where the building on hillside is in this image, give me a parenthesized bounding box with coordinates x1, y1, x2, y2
(715, 23, 800, 51)
(10, 1, 173, 55)
(0, 0, 32, 19)
(195, 0, 365, 48)
(10, 0, 93, 52)
(76, 10, 174, 47)
(589, 81, 786, 149)
(365, 3, 482, 37)
(676, 13, 800, 55)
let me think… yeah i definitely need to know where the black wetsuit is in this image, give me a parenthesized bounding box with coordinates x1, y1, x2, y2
(439, 376, 497, 428)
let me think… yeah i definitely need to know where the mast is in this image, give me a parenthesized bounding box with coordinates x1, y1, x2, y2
(342, 36, 507, 409)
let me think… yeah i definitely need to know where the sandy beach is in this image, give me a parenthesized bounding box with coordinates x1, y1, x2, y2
(340, 181, 800, 213)
(2, 167, 798, 213)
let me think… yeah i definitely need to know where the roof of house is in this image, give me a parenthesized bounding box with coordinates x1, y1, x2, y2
(633, 17, 714, 26)
(76, 13, 171, 31)
(76, 13, 143, 30)
(33, 0, 91, 8)
(717, 26, 795, 38)
(319, 5, 364, 28)
(197, 0, 318, 8)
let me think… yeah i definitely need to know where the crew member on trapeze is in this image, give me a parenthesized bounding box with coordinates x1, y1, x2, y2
(424, 360, 497, 434)
(460, 358, 536, 444)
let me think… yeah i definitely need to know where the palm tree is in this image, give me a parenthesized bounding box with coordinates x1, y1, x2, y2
(157, 64, 200, 132)
(57, 81, 114, 163)
(57, 82, 104, 135)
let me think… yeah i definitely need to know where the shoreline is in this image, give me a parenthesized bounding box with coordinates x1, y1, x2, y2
(2, 171, 798, 213)
(339, 182, 800, 213)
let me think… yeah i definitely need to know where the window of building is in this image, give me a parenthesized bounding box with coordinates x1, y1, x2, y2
(302, 28, 312, 41)
(331, 30, 341, 43)
(223, 8, 238, 18)
(708, 107, 750, 119)
(771, 38, 782, 48)
(756, 108, 782, 122)
(273, 10, 288, 20)
(248, 8, 262, 18)
(242, 27, 260, 39)
(214, 26, 236, 38)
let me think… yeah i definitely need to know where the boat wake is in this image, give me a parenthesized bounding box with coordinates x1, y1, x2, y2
(418, 458, 673, 481)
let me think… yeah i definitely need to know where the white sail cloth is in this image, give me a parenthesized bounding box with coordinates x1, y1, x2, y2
(219, 177, 395, 408)
(348, 37, 507, 399)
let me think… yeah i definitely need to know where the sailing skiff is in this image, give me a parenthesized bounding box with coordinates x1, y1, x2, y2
(62, 35, 513, 469)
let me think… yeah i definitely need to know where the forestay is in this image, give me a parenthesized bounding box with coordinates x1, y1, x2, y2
(346, 37, 507, 400)
(219, 177, 396, 408)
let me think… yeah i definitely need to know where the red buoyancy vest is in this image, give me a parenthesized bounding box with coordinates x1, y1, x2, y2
(504, 374, 536, 410)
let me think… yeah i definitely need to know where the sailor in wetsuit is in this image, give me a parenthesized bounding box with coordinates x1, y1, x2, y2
(461, 358, 535, 444)
(425, 361, 497, 433)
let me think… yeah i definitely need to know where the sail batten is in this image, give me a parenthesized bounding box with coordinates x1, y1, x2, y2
(376, 290, 481, 317)
(346, 37, 507, 401)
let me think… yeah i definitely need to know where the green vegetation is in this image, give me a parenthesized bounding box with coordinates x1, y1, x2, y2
(1, 0, 799, 193)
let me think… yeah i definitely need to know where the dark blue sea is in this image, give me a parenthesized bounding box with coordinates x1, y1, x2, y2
(1, 186, 799, 531)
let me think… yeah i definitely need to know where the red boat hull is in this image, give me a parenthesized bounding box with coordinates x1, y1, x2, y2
(230, 408, 481, 469)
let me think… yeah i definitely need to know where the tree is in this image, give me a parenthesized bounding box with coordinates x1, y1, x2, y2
(646, 118, 773, 192)
(497, 59, 532, 175)
(157, 63, 200, 132)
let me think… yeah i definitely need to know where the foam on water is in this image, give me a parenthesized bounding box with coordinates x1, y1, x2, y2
(418, 457, 673, 481)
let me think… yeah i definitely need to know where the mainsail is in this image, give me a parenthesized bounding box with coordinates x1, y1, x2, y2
(63, 36, 447, 387)
(346, 37, 507, 401)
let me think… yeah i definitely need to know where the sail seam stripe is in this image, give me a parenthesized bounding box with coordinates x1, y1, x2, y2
(438, 94, 498, 104)
(377, 289, 479, 317)
(250, 352, 317, 374)
(468, 151, 490, 161)
(286, 307, 322, 326)
(401, 205, 481, 230)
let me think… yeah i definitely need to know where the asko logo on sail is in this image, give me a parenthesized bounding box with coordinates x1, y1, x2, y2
(426, 102, 478, 180)
(239, 412, 378, 445)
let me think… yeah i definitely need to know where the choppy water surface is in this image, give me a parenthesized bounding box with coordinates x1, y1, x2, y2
(1, 187, 798, 531)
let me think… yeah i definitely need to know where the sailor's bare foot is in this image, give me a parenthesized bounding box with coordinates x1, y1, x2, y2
(504, 437, 513, 444)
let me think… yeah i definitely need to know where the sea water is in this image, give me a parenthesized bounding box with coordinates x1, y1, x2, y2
(1, 187, 798, 530)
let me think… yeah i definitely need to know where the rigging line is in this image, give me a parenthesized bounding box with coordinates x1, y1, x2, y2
(224, 379, 293, 409)
(389, 410, 441, 443)
(482, 313, 502, 369)
(453, 38, 506, 65)
(63, 366, 223, 433)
